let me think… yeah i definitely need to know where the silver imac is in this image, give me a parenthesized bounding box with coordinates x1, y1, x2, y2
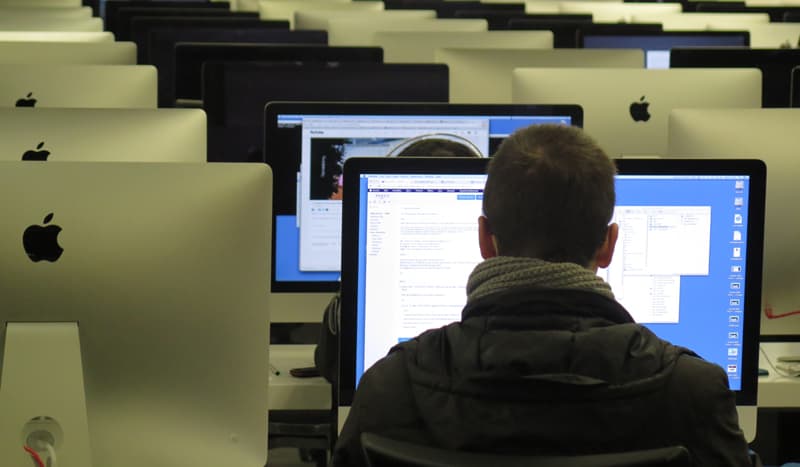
(0, 161, 271, 467)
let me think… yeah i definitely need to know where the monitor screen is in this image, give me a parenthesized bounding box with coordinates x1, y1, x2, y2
(581, 31, 749, 69)
(204, 63, 449, 163)
(175, 43, 379, 102)
(265, 102, 583, 294)
(339, 158, 765, 433)
(670, 47, 800, 108)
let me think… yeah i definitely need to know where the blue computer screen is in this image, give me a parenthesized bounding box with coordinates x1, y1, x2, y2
(273, 114, 573, 284)
(353, 173, 750, 391)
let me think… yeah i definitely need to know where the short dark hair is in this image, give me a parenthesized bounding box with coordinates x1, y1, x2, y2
(482, 124, 616, 266)
(395, 137, 482, 158)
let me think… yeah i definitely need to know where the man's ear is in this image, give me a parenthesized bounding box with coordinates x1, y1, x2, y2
(595, 223, 619, 269)
(479, 216, 498, 259)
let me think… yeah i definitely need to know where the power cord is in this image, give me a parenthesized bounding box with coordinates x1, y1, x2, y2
(23, 446, 45, 467)
(44, 442, 57, 467)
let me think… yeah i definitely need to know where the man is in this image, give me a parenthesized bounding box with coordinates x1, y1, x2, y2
(333, 124, 752, 466)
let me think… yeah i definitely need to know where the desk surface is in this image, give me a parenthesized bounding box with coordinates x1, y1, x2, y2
(758, 342, 800, 408)
(269, 343, 800, 411)
(270, 345, 331, 411)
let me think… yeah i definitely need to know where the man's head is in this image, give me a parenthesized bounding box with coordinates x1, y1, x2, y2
(479, 124, 617, 269)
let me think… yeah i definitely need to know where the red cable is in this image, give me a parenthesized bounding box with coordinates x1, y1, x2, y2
(23, 445, 45, 467)
(764, 304, 800, 320)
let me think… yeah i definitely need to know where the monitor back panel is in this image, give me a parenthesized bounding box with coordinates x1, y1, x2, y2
(0, 64, 157, 109)
(580, 31, 749, 69)
(0, 41, 137, 65)
(0, 161, 270, 467)
(436, 48, 644, 104)
(668, 108, 800, 336)
(670, 47, 800, 108)
(512, 67, 762, 157)
(174, 43, 380, 102)
(203, 62, 449, 163)
(373, 30, 553, 63)
(0, 108, 206, 162)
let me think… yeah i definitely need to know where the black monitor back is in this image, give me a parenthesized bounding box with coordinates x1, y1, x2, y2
(202, 62, 449, 162)
(455, 11, 590, 30)
(117, 7, 255, 41)
(104, 0, 229, 35)
(146, 26, 323, 107)
(175, 43, 382, 101)
(671, 48, 800, 107)
(385, 0, 524, 18)
(131, 16, 287, 63)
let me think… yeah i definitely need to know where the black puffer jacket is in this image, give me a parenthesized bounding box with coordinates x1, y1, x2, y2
(333, 288, 751, 467)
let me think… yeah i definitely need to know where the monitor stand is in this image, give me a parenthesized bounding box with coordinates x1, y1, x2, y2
(0, 322, 93, 467)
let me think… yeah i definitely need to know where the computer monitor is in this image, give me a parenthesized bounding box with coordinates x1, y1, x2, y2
(0, 108, 206, 162)
(670, 48, 800, 108)
(146, 27, 324, 108)
(0, 64, 157, 109)
(325, 17, 489, 46)
(103, 0, 230, 35)
(118, 8, 258, 42)
(558, 1, 682, 22)
(0, 6, 92, 19)
(0, 41, 136, 65)
(338, 156, 765, 442)
(452, 11, 586, 30)
(130, 16, 288, 64)
(668, 108, 800, 338)
(203, 62, 448, 163)
(0, 0, 81, 5)
(0, 161, 270, 467)
(580, 31, 749, 69)
(372, 30, 553, 63)
(509, 21, 663, 49)
(0, 31, 113, 42)
(174, 43, 381, 102)
(435, 48, 644, 104)
(723, 22, 800, 47)
(293, 9, 436, 31)
(630, 12, 770, 30)
(0, 16, 103, 32)
(263, 101, 582, 321)
(259, 0, 383, 29)
(512, 67, 761, 157)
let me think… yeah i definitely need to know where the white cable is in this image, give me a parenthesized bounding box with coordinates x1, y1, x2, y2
(43, 443, 56, 467)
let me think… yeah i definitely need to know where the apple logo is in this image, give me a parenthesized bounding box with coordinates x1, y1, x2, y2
(629, 96, 651, 122)
(15, 92, 37, 108)
(22, 141, 50, 161)
(23, 213, 64, 262)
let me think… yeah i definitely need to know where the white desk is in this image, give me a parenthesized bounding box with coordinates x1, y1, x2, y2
(758, 342, 800, 408)
(269, 345, 331, 411)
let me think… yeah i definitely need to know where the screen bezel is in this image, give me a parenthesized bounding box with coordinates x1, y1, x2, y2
(337, 157, 766, 408)
(264, 101, 584, 293)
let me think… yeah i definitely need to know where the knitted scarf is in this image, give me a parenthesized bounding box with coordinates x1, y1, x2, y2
(466, 256, 615, 304)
